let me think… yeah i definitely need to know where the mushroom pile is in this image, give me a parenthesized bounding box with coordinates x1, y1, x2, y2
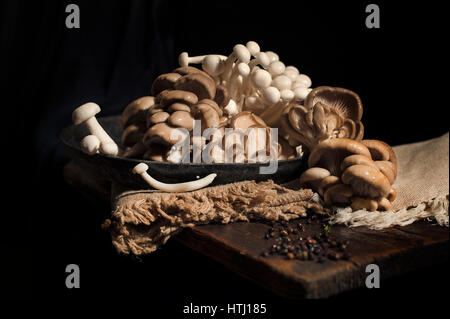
(120, 45, 303, 163)
(72, 40, 399, 209)
(299, 138, 397, 211)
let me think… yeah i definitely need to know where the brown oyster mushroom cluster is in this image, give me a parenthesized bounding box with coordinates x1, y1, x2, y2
(282, 86, 365, 153)
(120, 66, 229, 162)
(299, 138, 397, 211)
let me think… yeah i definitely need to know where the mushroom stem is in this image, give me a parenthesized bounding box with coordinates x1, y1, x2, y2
(84, 117, 119, 155)
(72, 102, 119, 156)
(132, 163, 217, 192)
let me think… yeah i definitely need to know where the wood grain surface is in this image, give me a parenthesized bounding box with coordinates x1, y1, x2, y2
(63, 161, 449, 299)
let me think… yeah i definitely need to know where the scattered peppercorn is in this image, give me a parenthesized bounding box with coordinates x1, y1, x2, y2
(260, 210, 351, 263)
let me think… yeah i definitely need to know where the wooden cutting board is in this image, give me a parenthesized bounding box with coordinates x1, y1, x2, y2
(177, 220, 448, 298)
(64, 161, 449, 299)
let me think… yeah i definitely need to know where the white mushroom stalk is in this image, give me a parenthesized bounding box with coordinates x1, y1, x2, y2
(132, 163, 217, 192)
(72, 102, 119, 156)
(178, 41, 313, 129)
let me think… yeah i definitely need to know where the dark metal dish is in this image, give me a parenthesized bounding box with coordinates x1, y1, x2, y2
(60, 115, 307, 188)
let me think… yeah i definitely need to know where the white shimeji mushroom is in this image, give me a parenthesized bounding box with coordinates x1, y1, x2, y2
(72, 102, 119, 156)
(132, 163, 217, 192)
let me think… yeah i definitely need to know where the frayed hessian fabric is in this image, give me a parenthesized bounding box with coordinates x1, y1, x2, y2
(330, 133, 449, 229)
(110, 180, 329, 255)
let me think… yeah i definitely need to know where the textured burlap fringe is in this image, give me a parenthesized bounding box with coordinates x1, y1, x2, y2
(330, 195, 449, 230)
(110, 180, 329, 255)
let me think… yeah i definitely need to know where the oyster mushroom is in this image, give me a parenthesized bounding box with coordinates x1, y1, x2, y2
(299, 138, 397, 211)
(286, 86, 365, 153)
(341, 164, 391, 198)
(308, 138, 371, 176)
(299, 167, 331, 189)
(324, 184, 353, 206)
(362, 139, 398, 178)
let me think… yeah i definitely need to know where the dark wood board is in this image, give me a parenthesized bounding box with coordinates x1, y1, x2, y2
(63, 161, 449, 299)
(176, 221, 448, 298)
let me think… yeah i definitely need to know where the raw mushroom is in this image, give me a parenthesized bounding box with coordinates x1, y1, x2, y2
(80, 135, 100, 155)
(121, 96, 156, 158)
(132, 163, 217, 192)
(308, 138, 371, 176)
(72, 102, 119, 156)
(299, 138, 397, 211)
(285, 86, 365, 153)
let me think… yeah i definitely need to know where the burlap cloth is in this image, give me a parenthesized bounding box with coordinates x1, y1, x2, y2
(331, 132, 449, 229)
(109, 133, 449, 255)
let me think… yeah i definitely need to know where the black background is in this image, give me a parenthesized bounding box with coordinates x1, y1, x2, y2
(3, 0, 448, 310)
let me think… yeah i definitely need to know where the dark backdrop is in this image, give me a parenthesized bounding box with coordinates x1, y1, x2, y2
(3, 0, 448, 307)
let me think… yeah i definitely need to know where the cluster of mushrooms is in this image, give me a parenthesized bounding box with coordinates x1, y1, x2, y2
(72, 41, 397, 211)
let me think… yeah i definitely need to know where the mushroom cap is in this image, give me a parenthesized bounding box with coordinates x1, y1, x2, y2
(362, 139, 397, 176)
(341, 164, 391, 198)
(148, 111, 170, 125)
(351, 197, 378, 211)
(377, 197, 392, 211)
(308, 138, 372, 176)
(202, 55, 224, 76)
(387, 187, 397, 202)
(167, 103, 191, 113)
(151, 73, 182, 96)
(191, 102, 220, 129)
(341, 154, 378, 172)
(304, 86, 363, 122)
(213, 84, 230, 108)
(198, 99, 223, 117)
(121, 96, 155, 127)
(143, 122, 188, 146)
(375, 160, 396, 184)
(132, 163, 149, 175)
(147, 104, 164, 115)
(80, 135, 100, 155)
(174, 72, 216, 100)
(173, 66, 210, 77)
(318, 175, 341, 197)
(168, 111, 195, 131)
(157, 89, 198, 107)
(299, 167, 331, 190)
(73, 102, 101, 125)
(230, 111, 267, 130)
(324, 184, 353, 206)
(121, 122, 146, 147)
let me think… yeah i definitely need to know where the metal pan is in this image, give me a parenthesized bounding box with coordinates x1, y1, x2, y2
(60, 115, 306, 188)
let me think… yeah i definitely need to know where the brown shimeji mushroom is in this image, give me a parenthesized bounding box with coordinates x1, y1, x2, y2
(285, 86, 365, 153)
(123, 67, 226, 163)
(299, 138, 398, 211)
